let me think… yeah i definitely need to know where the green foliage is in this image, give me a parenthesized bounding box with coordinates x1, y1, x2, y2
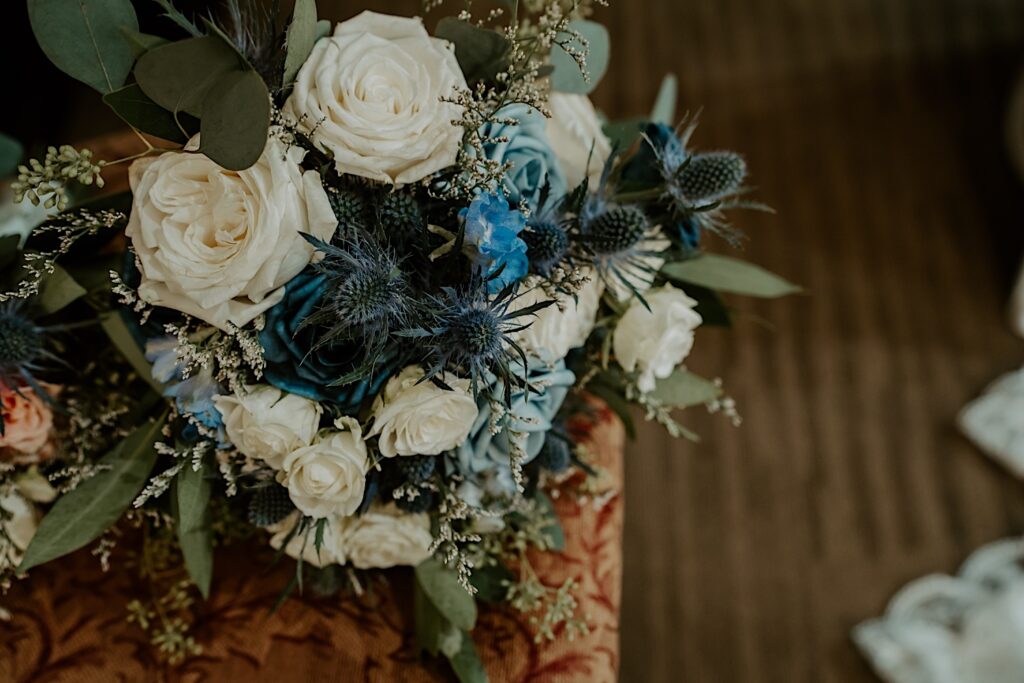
(0, 133, 23, 178)
(173, 459, 214, 598)
(415, 559, 478, 632)
(18, 413, 167, 574)
(36, 263, 86, 315)
(282, 0, 318, 87)
(603, 118, 645, 151)
(650, 370, 722, 408)
(650, 73, 678, 125)
(198, 70, 270, 170)
(469, 562, 514, 604)
(586, 374, 636, 438)
(414, 579, 445, 656)
(435, 18, 511, 85)
(28, 0, 139, 94)
(448, 633, 488, 683)
(533, 491, 565, 551)
(662, 253, 801, 298)
(100, 310, 166, 394)
(414, 576, 489, 683)
(134, 35, 243, 118)
(550, 20, 610, 95)
(103, 83, 197, 144)
(121, 28, 167, 58)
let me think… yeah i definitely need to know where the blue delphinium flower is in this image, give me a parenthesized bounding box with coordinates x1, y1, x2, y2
(477, 104, 568, 212)
(452, 358, 576, 493)
(260, 270, 400, 411)
(461, 193, 529, 293)
(144, 337, 225, 444)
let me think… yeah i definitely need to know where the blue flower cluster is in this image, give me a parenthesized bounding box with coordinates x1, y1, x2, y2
(461, 193, 529, 293)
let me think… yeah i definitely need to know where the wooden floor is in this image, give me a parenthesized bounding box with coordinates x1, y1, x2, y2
(23, 0, 1024, 680)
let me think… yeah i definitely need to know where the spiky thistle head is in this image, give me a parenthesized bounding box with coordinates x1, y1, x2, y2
(0, 302, 49, 386)
(301, 233, 411, 367)
(675, 152, 747, 203)
(328, 188, 371, 231)
(582, 205, 650, 256)
(523, 220, 569, 275)
(377, 191, 426, 246)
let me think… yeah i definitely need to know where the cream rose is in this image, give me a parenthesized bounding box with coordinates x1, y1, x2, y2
(547, 93, 612, 188)
(511, 272, 603, 360)
(338, 504, 432, 569)
(214, 385, 322, 470)
(283, 11, 467, 186)
(613, 284, 702, 393)
(369, 366, 478, 457)
(267, 511, 343, 568)
(126, 136, 337, 329)
(0, 384, 55, 460)
(278, 417, 368, 519)
(0, 492, 38, 567)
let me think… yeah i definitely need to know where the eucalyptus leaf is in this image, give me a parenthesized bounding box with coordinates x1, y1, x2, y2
(135, 35, 244, 117)
(447, 633, 488, 683)
(100, 310, 165, 394)
(0, 236, 21, 270)
(650, 370, 722, 408)
(415, 559, 478, 632)
(18, 413, 167, 574)
(0, 133, 23, 178)
(603, 118, 645, 151)
(199, 70, 270, 171)
(103, 83, 196, 144)
(650, 73, 678, 125)
(37, 263, 86, 315)
(469, 562, 514, 604)
(586, 378, 636, 438)
(550, 20, 610, 95)
(662, 254, 801, 298)
(283, 0, 318, 87)
(28, 0, 139, 94)
(534, 491, 565, 551)
(174, 459, 213, 597)
(435, 18, 511, 85)
(414, 579, 444, 656)
(121, 28, 167, 58)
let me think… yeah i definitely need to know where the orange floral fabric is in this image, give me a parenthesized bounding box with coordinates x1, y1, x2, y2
(0, 406, 624, 683)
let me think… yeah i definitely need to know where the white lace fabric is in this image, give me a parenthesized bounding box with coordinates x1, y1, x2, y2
(958, 368, 1024, 480)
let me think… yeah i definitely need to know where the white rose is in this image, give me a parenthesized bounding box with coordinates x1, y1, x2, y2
(126, 136, 337, 330)
(283, 11, 467, 186)
(369, 366, 478, 457)
(510, 272, 604, 360)
(214, 385, 322, 470)
(613, 284, 702, 393)
(267, 511, 343, 568)
(279, 417, 368, 519)
(605, 232, 672, 302)
(547, 93, 612, 188)
(1, 492, 38, 568)
(338, 504, 432, 569)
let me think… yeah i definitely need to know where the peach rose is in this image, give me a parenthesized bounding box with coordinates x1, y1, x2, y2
(0, 384, 57, 461)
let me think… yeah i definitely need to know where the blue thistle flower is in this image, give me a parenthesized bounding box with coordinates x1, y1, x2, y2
(523, 219, 569, 276)
(0, 302, 63, 406)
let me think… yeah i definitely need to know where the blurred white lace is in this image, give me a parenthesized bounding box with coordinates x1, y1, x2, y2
(958, 368, 1024, 480)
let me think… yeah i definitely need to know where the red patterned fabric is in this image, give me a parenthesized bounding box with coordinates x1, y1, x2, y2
(0, 406, 623, 682)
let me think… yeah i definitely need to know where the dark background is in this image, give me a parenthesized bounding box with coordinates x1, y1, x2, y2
(6, 0, 1024, 681)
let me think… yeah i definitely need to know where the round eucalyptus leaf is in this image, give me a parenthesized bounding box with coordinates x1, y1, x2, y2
(199, 70, 271, 171)
(135, 35, 243, 117)
(550, 20, 610, 95)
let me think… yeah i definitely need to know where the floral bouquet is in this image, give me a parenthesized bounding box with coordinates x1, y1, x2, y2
(0, 0, 797, 677)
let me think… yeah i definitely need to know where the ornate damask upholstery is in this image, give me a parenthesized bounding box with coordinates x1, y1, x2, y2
(0, 406, 624, 682)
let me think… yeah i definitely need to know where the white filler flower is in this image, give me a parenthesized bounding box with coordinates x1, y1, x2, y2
(126, 136, 337, 329)
(284, 11, 467, 186)
(613, 284, 703, 393)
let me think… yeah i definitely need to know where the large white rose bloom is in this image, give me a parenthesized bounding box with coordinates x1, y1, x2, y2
(369, 366, 478, 457)
(278, 417, 368, 519)
(126, 136, 337, 329)
(510, 272, 603, 360)
(283, 11, 467, 186)
(214, 385, 322, 470)
(613, 284, 702, 393)
(547, 93, 612, 188)
(339, 504, 432, 569)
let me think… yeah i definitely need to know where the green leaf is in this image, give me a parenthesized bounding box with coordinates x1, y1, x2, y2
(550, 20, 610, 95)
(199, 70, 270, 171)
(415, 559, 478, 632)
(36, 263, 86, 315)
(469, 562, 514, 604)
(534, 491, 565, 551)
(315, 19, 331, 41)
(414, 580, 444, 656)
(603, 118, 645, 151)
(174, 459, 213, 597)
(120, 28, 167, 59)
(661, 254, 801, 298)
(100, 310, 166, 394)
(27, 0, 139, 94)
(103, 83, 196, 144)
(435, 18, 511, 85)
(134, 35, 244, 118)
(282, 0, 318, 87)
(447, 633, 489, 683)
(0, 133, 23, 178)
(650, 73, 678, 125)
(18, 413, 167, 574)
(650, 370, 722, 408)
(586, 377, 636, 438)
(0, 235, 21, 270)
